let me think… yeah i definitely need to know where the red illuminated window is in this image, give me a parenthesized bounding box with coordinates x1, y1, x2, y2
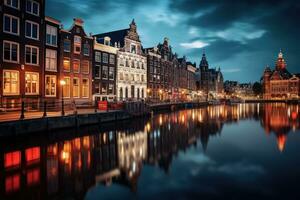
(5, 174, 20, 193)
(25, 147, 40, 164)
(4, 151, 21, 168)
(27, 168, 40, 186)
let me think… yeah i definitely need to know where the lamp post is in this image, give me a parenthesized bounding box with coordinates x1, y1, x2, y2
(60, 79, 66, 116)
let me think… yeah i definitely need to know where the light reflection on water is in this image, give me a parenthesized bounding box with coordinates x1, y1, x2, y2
(0, 103, 299, 200)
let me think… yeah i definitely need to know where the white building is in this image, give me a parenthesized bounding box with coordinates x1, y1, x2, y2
(94, 20, 147, 101)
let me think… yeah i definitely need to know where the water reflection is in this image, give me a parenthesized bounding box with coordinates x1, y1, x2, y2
(0, 103, 299, 199)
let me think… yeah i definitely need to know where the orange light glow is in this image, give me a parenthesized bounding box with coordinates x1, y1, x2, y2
(291, 111, 297, 120)
(277, 134, 287, 152)
(4, 151, 21, 169)
(26, 168, 40, 186)
(25, 147, 40, 164)
(5, 174, 20, 193)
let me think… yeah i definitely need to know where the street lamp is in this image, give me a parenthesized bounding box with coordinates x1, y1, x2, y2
(60, 79, 66, 116)
(159, 89, 163, 101)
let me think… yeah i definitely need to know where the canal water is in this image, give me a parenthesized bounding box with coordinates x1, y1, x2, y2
(0, 103, 299, 200)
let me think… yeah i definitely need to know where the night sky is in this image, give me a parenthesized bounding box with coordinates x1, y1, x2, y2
(46, 0, 300, 82)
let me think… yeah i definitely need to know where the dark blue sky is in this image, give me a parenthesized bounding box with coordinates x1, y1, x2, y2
(46, 0, 300, 82)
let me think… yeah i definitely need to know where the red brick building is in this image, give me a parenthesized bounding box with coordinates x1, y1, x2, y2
(262, 51, 300, 99)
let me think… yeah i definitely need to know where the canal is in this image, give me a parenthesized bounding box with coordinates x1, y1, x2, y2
(0, 103, 299, 200)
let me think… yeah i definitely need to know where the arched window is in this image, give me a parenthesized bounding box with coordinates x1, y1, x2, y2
(125, 87, 128, 99)
(137, 88, 140, 99)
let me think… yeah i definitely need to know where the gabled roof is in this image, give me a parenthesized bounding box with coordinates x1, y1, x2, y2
(93, 29, 129, 48)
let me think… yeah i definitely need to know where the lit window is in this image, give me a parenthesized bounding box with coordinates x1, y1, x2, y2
(74, 36, 81, 54)
(25, 45, 39, 65)
(101, 82, 107, 94)
(82, 79, 89, 98)
(25, 20, 39, 40)
(63, 57, 70, 72)
(45, 75, 56, 97)
(3, 41, 19, 63)
(4, 0, 19, 9)
(62, 77, 70, 98)
(5, 174, 20, 193)
(81, 60, 89, 74)
(46, 25, 57, 46)
(26, 0, 39, 16)
(73, 78, 80, 98)
(3, 70, 19, 95)
(26, 168, 40, 186)
(3, 14, 19, 35)
(4, 151, 21, 168)
(25, 72, 39, 95)
(45, 49, 57, 71)
(73, 59, 80, 73)
(25, 147, 40, 164)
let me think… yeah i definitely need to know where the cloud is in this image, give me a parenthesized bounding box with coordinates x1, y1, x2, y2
(180, 41, 210, 49)
(222, 68, 241, 73)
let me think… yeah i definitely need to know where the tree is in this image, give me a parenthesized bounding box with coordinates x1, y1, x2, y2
(252, 82, 262, 95)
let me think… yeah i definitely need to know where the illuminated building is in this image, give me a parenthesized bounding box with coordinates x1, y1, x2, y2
(262, 50, 300, 99)
(94, 19, 147, 101)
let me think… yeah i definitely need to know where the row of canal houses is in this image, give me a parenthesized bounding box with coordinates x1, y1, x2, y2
(0, 0, 197, 109)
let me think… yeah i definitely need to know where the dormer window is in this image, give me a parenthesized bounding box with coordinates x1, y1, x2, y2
(130, 44, 136, 54)
(104, 37, 111, 46)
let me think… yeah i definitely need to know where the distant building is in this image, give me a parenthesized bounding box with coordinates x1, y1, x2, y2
(199, 52, 224, 96)
(94, 20, 147, 101)
(224, 81, 253, 97)
(262, 51, 300, 99)
(92, 37, 118, 102)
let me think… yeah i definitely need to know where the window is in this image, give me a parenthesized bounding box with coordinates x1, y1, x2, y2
(125, 74, 129, 81)
(25, 21, 39, 40)
(63, 57, 70, 72)
(101, 83, 107, 94)
(46, 25, 57, 46)
(141, 75, 145, 82)
(109, 67, 114, 80)
(25, 147, 40, 163)
(74, 36, 81, 54)
(25, 72, 39, 95)
(62, 77, 70, 98)
(95, 65, 101, 78)
(131, 60, 135, 68)
(119, 73, 124, 81)
(81, 61, 89, 74)
(26, 0, 39, 16)
(109, 55, 115, 64)
(131, 74, 135, 81)
(64, 39, 71, 52)
(73, 59, 80, 73)
(3, 41, 19, 63)
(25, 45, 39, 65)
(45, 49, 57, 71)
(108, 84, 114, 95)
(102, 53, 108, 63)
(3, 14, 19, 35)
(45, 75, 56, 97)
(102, 66, 108, 79)
(83, 43, 90, 56)
(95, 51, 101, 62)
(125, 59, 129, 67)
(3, 70, 19, 95)
(130, 44, 136, 54)
(4, 0, 19, 9)
(73, 78, 80, 98)
(82, 79, 89, 98)
(119, 58, 124, 66)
